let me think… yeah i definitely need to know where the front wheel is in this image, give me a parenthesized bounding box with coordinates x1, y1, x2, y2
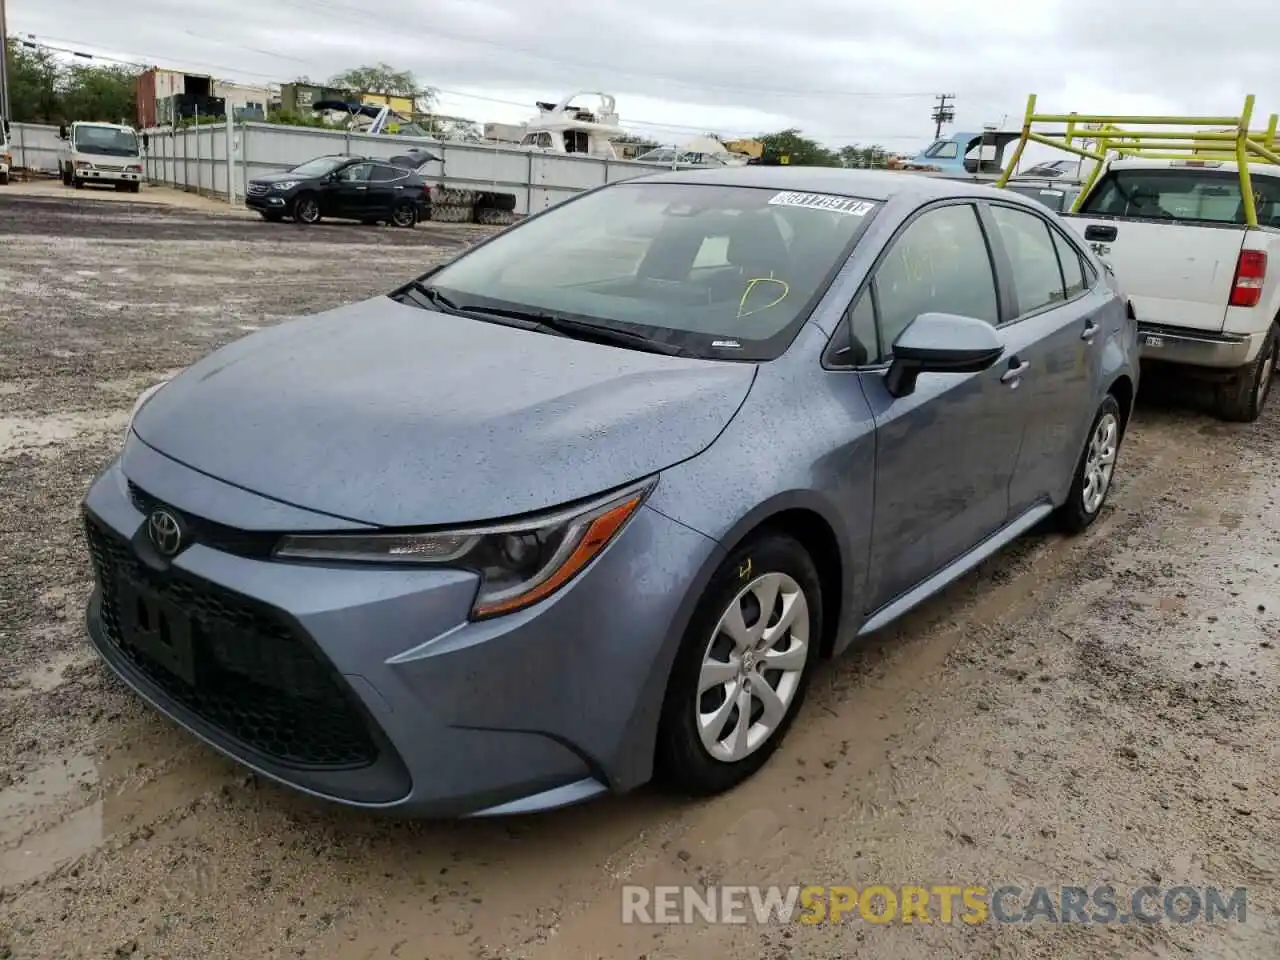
(655, 532, 822, 796)
(291, 193, 321, 225)
(1057, 394, 1123, 534)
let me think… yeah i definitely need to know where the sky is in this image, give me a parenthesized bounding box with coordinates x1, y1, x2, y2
(6, 0, 1274, 155)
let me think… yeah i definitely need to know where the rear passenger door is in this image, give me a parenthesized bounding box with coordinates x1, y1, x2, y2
(980, 202, 1104, 516)
(853, 201, 1027, 610)
(332, 161, 375, 219)
(367, 163, 409, 216)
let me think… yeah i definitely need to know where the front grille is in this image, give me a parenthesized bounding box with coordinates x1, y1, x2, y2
(85, 515, 378, 770)
(246, 183, 269, 196)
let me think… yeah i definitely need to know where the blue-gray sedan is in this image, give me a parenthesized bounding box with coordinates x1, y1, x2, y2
(82, 167, 1138, 817)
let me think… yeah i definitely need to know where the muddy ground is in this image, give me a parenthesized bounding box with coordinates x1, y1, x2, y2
(1, 192, 1278, 960)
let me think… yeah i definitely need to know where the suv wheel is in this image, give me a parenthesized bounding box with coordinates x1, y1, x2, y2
(655, 532, 822, 796)
(292, 193, 321, 225)
(1058, 394, 1123, 534)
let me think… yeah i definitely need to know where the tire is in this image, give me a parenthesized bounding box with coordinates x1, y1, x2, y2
(61, 165, 72, 186)
(259, 211, 284, 222)
(291, 192, 321, 225)
(0, 172, 8, 186)
(654, 532, 823, 796)
(1057, 394, 1123, 534)
(72, 176, 84, 190)
(128, 182, 141, 194)
(390, 200, 417, 228)
(1214, 322, 1277, 423)
(114, 182, 129, 192)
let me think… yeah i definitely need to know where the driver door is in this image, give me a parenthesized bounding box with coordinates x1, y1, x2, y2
(854, 201, 1028, 611)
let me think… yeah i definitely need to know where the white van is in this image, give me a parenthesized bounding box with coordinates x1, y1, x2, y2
(56, 122, 144, 192)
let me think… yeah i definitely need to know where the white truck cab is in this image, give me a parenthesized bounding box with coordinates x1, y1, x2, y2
(1065, 158, 1279, 420)
(57, 121, 144, 192)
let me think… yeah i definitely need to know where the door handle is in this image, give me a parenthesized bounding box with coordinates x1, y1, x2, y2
(1001, 360, 1031, 385)
(1081, 318, 1100, 342)
(1084, 224, 1117, 242)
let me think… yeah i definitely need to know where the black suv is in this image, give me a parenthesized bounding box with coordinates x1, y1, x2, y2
(245, 154, 430, 227)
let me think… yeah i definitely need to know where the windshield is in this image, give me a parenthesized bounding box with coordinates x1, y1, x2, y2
(1081, 168, 1280, 226)
(419, 182, 880, 360)
(289, 156, 349, 177)
(72, 125, 138, 157)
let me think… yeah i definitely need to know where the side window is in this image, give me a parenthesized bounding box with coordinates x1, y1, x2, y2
(369, 164, 402, 183)
(989, 205, 1066, 315)
(871, 204, 999, 359)
(1050, 227, 1085, 298)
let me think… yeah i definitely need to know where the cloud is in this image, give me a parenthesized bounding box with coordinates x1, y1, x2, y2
(9, 0, 1276, 152)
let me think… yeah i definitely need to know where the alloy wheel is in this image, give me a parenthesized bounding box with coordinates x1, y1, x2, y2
(696, 571, 810, 763)
(1081, 411, 1119, 515)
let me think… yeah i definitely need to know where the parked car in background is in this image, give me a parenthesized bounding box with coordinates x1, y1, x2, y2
(84, 168, 1136, 818)
(57, 121, 144, 192)
(244, 154, 430, 227)
(1066, 158, 1280, 421)
(1005, 181, 1083, 214)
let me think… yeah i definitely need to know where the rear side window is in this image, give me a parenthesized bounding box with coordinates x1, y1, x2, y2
(370, 164, 405, 182)
(1081, 168, 1280, 226)
(989, 205, 1066, 315)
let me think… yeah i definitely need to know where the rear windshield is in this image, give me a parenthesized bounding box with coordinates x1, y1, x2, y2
(423, 182, 881, 360)
(1080, 168, 1280, 226)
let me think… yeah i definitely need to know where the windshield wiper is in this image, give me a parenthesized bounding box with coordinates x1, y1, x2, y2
(400, 284, 688, 356)
(452, 303, 688, 356)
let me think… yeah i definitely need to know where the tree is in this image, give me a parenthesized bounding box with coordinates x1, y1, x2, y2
(60, 63, 137, 125)
(5, 38, 61, 123)
(328, 63, 437, 112)
(756, 128, 840, 167)
(429, 117, 482, 142)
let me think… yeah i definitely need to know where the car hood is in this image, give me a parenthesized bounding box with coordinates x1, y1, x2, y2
(132, 297, 756, 527)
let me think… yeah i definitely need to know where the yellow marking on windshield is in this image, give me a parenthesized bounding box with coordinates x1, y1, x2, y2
(738, 277, 790, 319)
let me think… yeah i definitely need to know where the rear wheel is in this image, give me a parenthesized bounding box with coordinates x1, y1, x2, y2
(292, 192, 321, 225)
(128, 182, 141, 194)
(390, 200, 417, 228)
(1057, 394, 1123, 534)
(655, 533, 822, 796)
(1214, 322, 1277, 422)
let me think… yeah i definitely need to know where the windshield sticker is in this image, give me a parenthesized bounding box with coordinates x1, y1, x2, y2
(712, 339, 743, 349)
(768, 191, 875, 216)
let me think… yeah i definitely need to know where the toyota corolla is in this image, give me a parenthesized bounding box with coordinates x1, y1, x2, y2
(82, 167, 1137, 817)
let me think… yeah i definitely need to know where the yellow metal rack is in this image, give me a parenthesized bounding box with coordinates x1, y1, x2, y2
(996, 94, 1280, 226)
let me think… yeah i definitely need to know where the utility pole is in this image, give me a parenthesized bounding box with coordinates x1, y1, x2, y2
(0, 0, 11, 126)
(931, 93, 956, 140)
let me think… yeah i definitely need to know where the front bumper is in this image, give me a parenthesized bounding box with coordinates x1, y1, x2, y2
(82, 448, 719, 817)
(74, 167, 142, 183)
(245, 193, 288, 213)
(1138, 323, 1260, 369)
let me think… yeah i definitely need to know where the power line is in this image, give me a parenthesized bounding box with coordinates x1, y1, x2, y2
(931, 93, 956, 139)
(13, 31, 935, 148)
(262, 0, 942, 102)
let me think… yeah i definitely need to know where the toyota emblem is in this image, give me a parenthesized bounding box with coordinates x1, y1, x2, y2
(147, 508, 185, 557)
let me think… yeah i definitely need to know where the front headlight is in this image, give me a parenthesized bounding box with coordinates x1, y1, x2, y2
(274, 478, 656, 619)
(272, 181, 299, 191)
(126, 379, 170, 439)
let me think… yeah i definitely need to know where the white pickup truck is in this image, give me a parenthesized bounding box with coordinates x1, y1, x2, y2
(1064, 158, 1279, 421)
(56, 121, 144, 192)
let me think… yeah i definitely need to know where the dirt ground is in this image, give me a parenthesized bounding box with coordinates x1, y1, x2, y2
(1, 192, 1278, 960)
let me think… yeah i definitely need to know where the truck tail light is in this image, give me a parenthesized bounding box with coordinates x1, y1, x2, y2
(1229, 250, 1267, 307)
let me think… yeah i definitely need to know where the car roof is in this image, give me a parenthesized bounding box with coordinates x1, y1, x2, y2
(634, 165, 1027, 204)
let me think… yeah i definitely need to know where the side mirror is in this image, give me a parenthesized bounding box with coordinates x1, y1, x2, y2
(885, 312, 1004, 398)
(58, 124, 68, 140)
